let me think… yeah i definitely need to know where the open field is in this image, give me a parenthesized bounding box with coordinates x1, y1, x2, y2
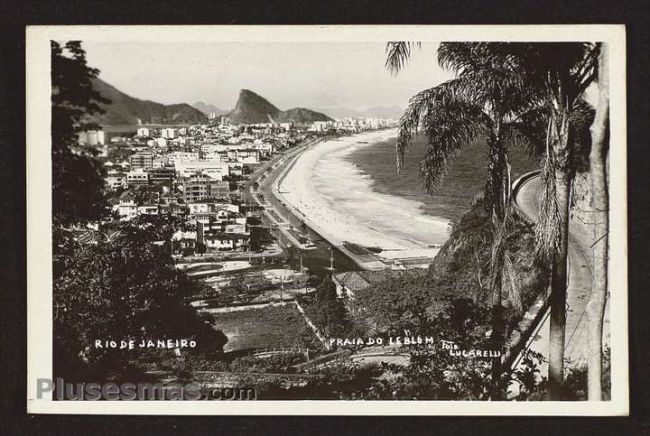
(204, 303, 311, 352)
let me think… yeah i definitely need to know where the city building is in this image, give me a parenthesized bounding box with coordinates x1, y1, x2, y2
(175, 160, 230, 180)
(147, 167, 175, 185)
(161, 128, 177, 139)
(197, 218, 249, 251)
(152, 156, 168, 168)
(168, 151, 200, 165)
(78, 130, 106, 146)
(182, 175, 231, 202)
(112, 191, 138, 221)
(105, 174, 126, 190)
(129, 151, 154, 169)
(126, 168, 149, 186)
(136, 127, 152, 137)
(332, 270, 395, 299)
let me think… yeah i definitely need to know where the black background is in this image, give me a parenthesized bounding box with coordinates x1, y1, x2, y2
(1, 1, 649, 434)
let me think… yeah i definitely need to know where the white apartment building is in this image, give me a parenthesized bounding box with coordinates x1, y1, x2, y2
(152, 156, 168, 168)
(168, 152, 200, 165)
(136, 127, 151, 137)
(126, 168, 149, 186)
(114, 195, 137, 221)
(78, 130, 106, 146)
(175, 160, 230, 180)
(188, 202, 239, 215)
(105, 175, 126, 190)
(161, 128, 177, 139)
(203, 152, 229, 162)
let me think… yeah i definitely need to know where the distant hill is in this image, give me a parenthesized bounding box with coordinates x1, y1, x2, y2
(192, 101, 228, 117)
(228, 89, 332, 125)
(90, 77, 208, 125)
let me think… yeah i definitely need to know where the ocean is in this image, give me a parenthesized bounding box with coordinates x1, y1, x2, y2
(346, 133, 539, 222)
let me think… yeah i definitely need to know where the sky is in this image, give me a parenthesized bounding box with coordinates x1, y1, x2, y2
(82, 41, 454, 112)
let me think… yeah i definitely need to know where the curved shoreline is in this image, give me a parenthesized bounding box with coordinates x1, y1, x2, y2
(274, 129, 449, 266)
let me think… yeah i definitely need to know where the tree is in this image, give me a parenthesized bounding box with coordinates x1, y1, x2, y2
(507, 43, 598, 398)
(585, 43, 609, 400)
(386, 42, 534, 397)
(313, 277, 349, 337)
(53, 216, 227, 382)
(348, 271, 433, 336)
(51, 41, 111, 227)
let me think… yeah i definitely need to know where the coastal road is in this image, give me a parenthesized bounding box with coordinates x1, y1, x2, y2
(512, 172, 610, 368)
(266, 137, 389, 271)
(251, 137, 384, 272)
(245, 139, 360, 275)
(247, 140, 319, 250)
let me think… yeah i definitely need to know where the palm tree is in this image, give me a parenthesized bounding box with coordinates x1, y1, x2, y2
(504, 43, 599, 399)
(386, 42, 532, 397)
(585, 43, 609, 400)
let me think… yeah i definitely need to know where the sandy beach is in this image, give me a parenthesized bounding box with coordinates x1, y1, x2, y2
(275, 129, 450, 261)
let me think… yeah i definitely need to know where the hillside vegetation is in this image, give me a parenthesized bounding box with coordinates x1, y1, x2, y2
(90, 77, 208, 125)
(350, 197, 549, 336)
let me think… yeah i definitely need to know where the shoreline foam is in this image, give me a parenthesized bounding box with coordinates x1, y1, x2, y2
(276, 129, 450, 262)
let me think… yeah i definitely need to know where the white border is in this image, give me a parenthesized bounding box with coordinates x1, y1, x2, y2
(26, 25, 628, 415)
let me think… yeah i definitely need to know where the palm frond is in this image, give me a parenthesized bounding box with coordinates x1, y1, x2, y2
(385, 41, 421, 76)
(503, 104, 550, 158)
(395, 79, 491, 191)
(487, 207, 521, 312)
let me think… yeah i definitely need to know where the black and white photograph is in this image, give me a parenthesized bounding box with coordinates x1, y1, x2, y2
(26, 25, 628, 415)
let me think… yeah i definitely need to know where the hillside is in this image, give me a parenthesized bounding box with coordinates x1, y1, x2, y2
(349, 198, 548, 335)
(277, 108, 334, 124)
(228, 89, 332, 125)
(90, 78, 208, 125)
(192, 101, 228, 117)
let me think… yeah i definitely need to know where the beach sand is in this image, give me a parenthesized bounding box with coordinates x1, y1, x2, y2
(276, 129, 449, 261)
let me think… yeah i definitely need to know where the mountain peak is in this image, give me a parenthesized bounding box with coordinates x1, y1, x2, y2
(228, 89, 331, 125)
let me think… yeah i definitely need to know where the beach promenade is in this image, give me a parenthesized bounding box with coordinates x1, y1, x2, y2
(252, 135, 388, 271)
(269, 129, 446, 270)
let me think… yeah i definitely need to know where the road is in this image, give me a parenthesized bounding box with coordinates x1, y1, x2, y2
(245, 138, 362, 275)
(513, 172, 610, 368)
(259, 137, 388, 271)
(247, 140, 323, 250)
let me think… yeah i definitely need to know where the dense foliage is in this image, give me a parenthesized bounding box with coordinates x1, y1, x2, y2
(311, 277, 351, 338)
(350, 198, 548, 338)
(51, 41, 110, 226)
(53, 216, 228, 381)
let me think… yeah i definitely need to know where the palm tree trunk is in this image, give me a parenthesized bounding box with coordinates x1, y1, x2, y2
(488, 129, 507, 400)
(548, 119, 571, 400)
(586, 43, 609, 400)
(491, 287, 504, 399)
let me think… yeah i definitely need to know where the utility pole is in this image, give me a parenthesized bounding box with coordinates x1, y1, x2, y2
(260, 255, 265, 280)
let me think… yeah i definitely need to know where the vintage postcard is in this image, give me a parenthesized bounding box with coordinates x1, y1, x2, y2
(26, 25, 628, 415)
